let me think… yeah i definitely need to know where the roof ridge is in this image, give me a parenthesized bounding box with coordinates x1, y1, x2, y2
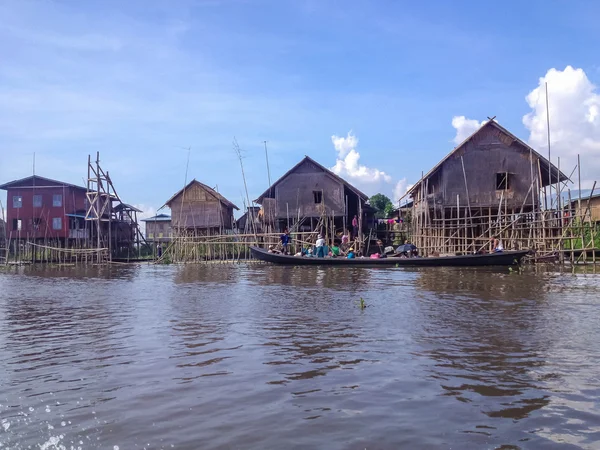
(254, 155, 369, 203)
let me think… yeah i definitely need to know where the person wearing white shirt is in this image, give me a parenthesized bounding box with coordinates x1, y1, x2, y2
(315, 234, 326, 258)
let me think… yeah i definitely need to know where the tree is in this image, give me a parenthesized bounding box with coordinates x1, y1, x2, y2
(369, 193, 394, 219)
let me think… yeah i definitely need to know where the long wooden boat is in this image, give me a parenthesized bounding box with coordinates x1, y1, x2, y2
(250, 246, 529, 267)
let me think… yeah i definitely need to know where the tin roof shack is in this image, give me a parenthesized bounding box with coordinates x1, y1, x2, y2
(568, 193, 600, 222)
(254, 156, 369, 239)
(164, 179, 239, 235)
(407, 120, 568, 256)
(142, 214, 172, 243)
(0, 175, 89, 243)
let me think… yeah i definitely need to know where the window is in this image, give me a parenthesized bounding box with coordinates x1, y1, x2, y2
(496, 173, 510, 190)
(53, 194, 63, 207)
(13, 195, 22, 208)
(33, 194, 42, 207)
(32, 218, 42, 230)
(52, 217, 62, 230)
(313, 191, 323, 204)
(12, 219, 22, 231)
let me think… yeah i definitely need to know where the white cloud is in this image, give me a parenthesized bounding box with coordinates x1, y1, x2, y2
(393, 179, 411, 203)
(330, 131, 413, 204)
(451, 116, 484, 145)
(133, 204, 158, 235)
(523, 66, 600, 187)
(331, 131, 392, 192)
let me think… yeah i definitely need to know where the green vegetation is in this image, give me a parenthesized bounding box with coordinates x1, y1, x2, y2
(563, 222, 600, 250)
(369, 193, 395, 219)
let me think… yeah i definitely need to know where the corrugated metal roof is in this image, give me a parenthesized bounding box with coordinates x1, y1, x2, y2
(0, 175, 87, 191)
(141, 214, 172, 222)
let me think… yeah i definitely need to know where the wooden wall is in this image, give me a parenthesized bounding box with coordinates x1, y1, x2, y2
(170, 183, 233, 229)
(436, 126, 540, 209)
(272, 160, 345, 218)
(574, 196, 600, 222)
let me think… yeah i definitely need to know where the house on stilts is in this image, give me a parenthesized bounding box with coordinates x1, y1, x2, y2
(163, 179, 239, 236)
(254, 156, 371, 245)
(406, 119, 569, 256)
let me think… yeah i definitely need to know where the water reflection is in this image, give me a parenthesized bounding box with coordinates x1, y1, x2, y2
(246, 265, 374, 290)
(0, 264, 598, 449)
(412, 268, 555, 421)
(259, 314, 362, 384)
(173, 264, 242, 285)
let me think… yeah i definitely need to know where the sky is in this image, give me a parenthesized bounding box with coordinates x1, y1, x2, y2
(1, 0, 599, 221)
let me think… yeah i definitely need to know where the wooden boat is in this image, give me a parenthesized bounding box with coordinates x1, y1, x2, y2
(250, 247, 530, 267)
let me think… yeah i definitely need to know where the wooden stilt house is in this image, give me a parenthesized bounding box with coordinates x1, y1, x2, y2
(254, 156, 370, 241)
(163, 179, 239, 236)
(406, 120, 569, 256)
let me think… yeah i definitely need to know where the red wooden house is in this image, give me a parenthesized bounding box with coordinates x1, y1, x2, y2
(0, 175, 89, 242)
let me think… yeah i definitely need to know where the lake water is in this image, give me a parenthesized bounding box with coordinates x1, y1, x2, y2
(0, 263, 599, 449)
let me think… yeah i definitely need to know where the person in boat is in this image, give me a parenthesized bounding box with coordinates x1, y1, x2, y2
(330, 241, 341, 257)
(490, 236, 504, 253)
(396, 240, 415, 258)
(341, 231, 350, 252)
(280, 228, 290, 254)
(376, 239, 388, 258)
(268, 245, 281, 254)
(347, 247, 355, 259)
(315, 234, 326, 258)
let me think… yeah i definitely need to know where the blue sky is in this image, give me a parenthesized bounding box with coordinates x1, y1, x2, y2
(1, 0, 599, 218)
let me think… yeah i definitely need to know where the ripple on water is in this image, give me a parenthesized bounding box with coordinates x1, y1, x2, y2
(0, 264, 599, 449)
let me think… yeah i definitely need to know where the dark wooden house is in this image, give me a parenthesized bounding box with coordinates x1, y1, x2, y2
(235, 206, 262, 234)
(0, 175, 89, 242)
(163, 179, 239, 234)
(407, 120, 568, 255)
(254, 156, 369, 234)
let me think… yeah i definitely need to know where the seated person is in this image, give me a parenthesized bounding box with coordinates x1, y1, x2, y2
(330, 241, 341, 257)
(490, 236, 504, 253)
(347, 247, 355, 259)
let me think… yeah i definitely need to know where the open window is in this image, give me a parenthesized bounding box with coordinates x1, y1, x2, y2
(313, 191, 323, 204)
(496, 172, 510, 190)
